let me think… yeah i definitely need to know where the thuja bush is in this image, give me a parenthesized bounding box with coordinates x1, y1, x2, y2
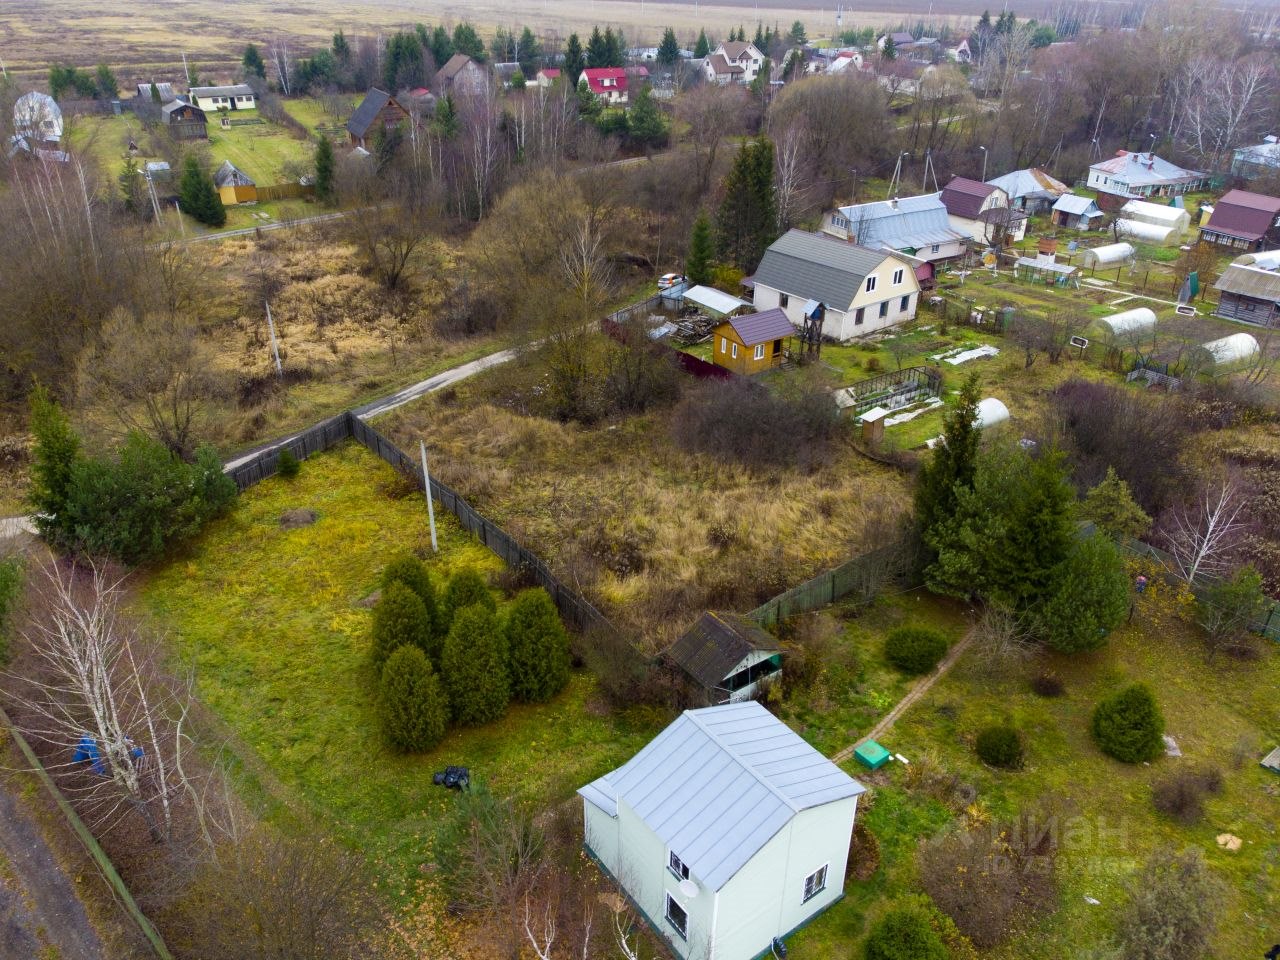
(885, 626, 948, 675)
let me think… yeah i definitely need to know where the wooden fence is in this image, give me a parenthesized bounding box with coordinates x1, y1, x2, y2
(256, 182, 314, 202)
(749, 537, 922, 628)
(227, 412, 622, 639)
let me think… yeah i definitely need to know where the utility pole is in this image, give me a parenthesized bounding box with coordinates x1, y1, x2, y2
(173, 200, 185, 237)
(419, 440, 438, 552)
(264, 300, 283, 377)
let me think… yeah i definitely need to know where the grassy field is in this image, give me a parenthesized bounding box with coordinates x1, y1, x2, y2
(2, 0, 981, 83)
(779, 586, 1280, 959)
(203, 111, 311, 184)
(136, 442, 663, 892)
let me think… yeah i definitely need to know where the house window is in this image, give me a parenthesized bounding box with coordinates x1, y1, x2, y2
(779, 293, 789, 308)
(669, 851, 690, 880)
(900, 295, 910, 312)
(892, 268, 904, 285)
(665, 894, 688, 940)
(754, 344, 765, 360)
(879, 301, 889, 318)
(865, 275, 877, 294)
(832, 215, 849, 229)
(731, 343, 738, 359)
(802, 865, 829, 903)
(855, 307, 865, 325)
(720, 336, 727, 353)
(931, 244, 940, 253)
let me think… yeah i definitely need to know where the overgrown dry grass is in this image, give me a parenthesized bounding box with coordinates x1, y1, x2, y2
(378, 375, 911, 651)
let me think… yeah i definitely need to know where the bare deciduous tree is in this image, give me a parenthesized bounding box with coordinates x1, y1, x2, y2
(1163, 478, 1246, 583)
(676, 83, 746, 194)
(5, 560, 201, 843)
(970, 604, 1037, 676)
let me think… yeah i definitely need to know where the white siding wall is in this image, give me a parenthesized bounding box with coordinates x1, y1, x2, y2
(584, 799, 620, 877)
(709, 796, 859, 960)
(755, 263, 918, 343)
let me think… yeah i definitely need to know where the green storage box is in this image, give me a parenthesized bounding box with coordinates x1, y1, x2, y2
(855, 740, 891, 770)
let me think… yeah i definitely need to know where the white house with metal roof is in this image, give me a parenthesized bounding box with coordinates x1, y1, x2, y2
(1086, 150, 1205, 200)
(820, 194, 968, 263)
(751, 230, 921, 341)
(580, 702, 866, 960)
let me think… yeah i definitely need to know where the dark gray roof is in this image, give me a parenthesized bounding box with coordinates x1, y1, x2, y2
(190, 84, 255, 99)
(578, 702, 865, 891)
(136, 82, 177, 102)
(667, 612, 781, 688)
(161, 100, 204, 120)
(213, 159, 254, 188)
(346, 88, 392, 138)
(753, 229, 896, 310)
(726, 309, 795, 346)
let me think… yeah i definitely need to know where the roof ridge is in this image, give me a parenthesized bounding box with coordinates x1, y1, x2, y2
(685, 706, 801, 814)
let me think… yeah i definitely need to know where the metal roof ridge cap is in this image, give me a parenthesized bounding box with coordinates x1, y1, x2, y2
(684, 708, 802, 814)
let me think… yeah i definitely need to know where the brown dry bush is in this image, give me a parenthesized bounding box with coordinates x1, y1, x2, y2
(672, 375, 844, 472)
(1151, 767, 1224, 825)
(848, 821, 881, 882)
(918, 806, 1060, 949)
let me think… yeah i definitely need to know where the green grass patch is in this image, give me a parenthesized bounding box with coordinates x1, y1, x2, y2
(137, 442, 662, 895)
(781, 587, 1280, 958)
(205, 112, 312, 185)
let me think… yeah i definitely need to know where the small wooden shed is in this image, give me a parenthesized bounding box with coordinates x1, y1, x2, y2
(213, 160, 256, 205)
(666, 612, 782, 704)
(711, 308, 794, 374)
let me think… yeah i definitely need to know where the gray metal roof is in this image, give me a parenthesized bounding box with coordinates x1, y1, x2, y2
(213, 159, 254, 187)
(1214, 261, 1280, 302)
(347, 87, 393, 138)
(836, 194, 968, 251)
(753, 230, 897, 311)
(986, 167, 1068, 201)
(578, 701, 865, 891)
(189, 84, 256, 98)
(1053, 193, 1101, 216)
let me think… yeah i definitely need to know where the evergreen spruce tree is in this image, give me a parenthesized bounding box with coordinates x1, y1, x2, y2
(914, 373, 981, 540)
(27, 386, 81, 544)
(657, 28, 680, 66)
(314, 136, 335, 205)
(586, 26, 608, 68)
(149, 81, 162, 103)
(371, 581, 432, 668)
(452, 22, 486, 61)
(882, 35, 898, 60)
(754, 23, 766, 49)
(333, 30, 351, 61)
(95, 63, 119, 99)
(518, 27, 542, 75)
(627, 85, 665, 147)
(1092, 683, 1164, 763)
(694, 29, 710, 58)
(1080, 467, 1151, 541)
(715, 137, 777, 273)
(608, 28, 625, 66)
(379, 646, 448, 751)
(441, 606, 510, 725)
(178, 154, 226, 227)
(505, 589, 571, 702)
(564, 33, 586, 87)
(441, 568, 496, 635)
(686, 212, 714, 286)
(381, 555, 440, 649)
(242, 43, 267, 79)
(788, 20, 807, 44)
(118, 157, 146, 219)
(429, 26, 454, 67)
(1033, 534, 1129, 653)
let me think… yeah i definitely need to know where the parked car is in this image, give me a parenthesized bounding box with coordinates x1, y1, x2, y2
(658, 273, 686, 290)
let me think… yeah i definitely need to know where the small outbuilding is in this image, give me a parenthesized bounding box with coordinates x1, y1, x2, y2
(161, 99, 207, 140)
(13, 91, 63, 144)
(974, 396, 1010, 429)
(1095, 307, 1157, 339)
(579, 701, 866, 960)
(346, 88, 411, 150)
(666, 611, 783, 703)
(682, 284, 748, 317)
(213, 160, 256, 204)
(1052, 193, 1104, 230)
(986, 167, 1069, 214)
(1214, 249, 1280, 326)
(710, 308, 793, 373)
(1080, 242, 1135, 269)
(1193, 332, 1260, 372)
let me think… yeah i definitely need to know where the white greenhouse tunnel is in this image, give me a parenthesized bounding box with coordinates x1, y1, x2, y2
(1095, 307, 1157, 338)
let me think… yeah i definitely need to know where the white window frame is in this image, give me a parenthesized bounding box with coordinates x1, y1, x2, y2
(892, 268, 904, 285)
(665, 893, 689, 940)
(720, 336, 727, 354)
(802, 864, 829, 903)
(865, 275, 877, 294)
(754, 344, 765, 361)
(669, 850, 690, 880)
(879, 301, 889, 318)
(731, 343, 738, 359)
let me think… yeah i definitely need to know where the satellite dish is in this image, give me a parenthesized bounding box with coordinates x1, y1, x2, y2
(678, 878, 698, 898)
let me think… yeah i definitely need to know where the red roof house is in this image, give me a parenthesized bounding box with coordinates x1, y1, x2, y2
(579, 66, 648, 104)
(1200, 189, 1280, 251)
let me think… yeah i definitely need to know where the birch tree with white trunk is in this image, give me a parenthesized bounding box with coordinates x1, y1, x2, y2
(1163, 479, 1247, 584)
